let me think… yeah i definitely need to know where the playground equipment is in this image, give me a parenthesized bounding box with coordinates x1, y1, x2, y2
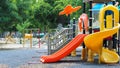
(81, 0, 120, 63)
(41, 34, 87, 63)
(60, 5, 81, 56)
(23, 28, 41, 48)
(40, 0, 120, 64)
(5, 32, 16, 44)
(78, 13, 89, 60)
(99, 5, 119, 52)
(40, 25, 120, 63)
(47, 18, 78, 55)
(42, 5, 80, 55)
(84, 25, 120, 63)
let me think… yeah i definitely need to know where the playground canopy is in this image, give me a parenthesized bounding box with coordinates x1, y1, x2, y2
(84, 0, 114, 3)
(92, 3, 120, 11)
(92, 0, 113, 3)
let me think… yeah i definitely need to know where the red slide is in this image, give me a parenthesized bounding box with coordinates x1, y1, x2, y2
(40, 34, 87, 63)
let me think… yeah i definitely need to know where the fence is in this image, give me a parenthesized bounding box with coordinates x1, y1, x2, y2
(47, 28, 73, 54)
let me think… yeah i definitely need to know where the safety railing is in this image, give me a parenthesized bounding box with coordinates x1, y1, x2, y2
(47, 28, 73, 54)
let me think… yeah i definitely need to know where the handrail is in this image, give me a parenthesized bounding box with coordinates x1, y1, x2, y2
(47, 28, 73, 54)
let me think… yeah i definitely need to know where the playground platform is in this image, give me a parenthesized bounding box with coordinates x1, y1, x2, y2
(0, 43, 120, 68)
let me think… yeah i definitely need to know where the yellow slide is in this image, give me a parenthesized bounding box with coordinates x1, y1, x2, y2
(84, 25, 120, 63)
(84, 5, 120, 64)
(101, 48, 119, 63)
(98, 5, 119, 63)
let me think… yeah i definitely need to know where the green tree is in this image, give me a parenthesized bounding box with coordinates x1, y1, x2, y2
(0, 0, 21, 32)
(117, 0, 120, 3)
(34, 1, 53, 32)
(34, 0, 83, 32)
(16, 0, 35, 22)
(0, 0, 84, 33)
(16, 20, 31, 33)
(0, 0, 38, 32)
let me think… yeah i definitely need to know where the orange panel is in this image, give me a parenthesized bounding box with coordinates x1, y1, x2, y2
(59, 5, 81, 16)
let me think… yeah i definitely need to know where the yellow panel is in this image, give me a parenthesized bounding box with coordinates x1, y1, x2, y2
(99, 5, 119, 31)
(25, 34, 33, 39)
(106, 15, 113, 29)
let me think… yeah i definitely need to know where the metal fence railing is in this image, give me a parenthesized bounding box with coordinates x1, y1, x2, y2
(47, 28, 73, 54)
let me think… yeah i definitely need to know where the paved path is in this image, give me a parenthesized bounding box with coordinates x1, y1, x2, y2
(0, 48, 45, 68)
(0, 43, 47, 68)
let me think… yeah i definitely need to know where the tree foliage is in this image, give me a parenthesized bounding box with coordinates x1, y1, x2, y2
(2, 0, 118, 33)
(16, 20, 31, 33)
(118, 0, 120, 3)
(0, 0, 20, 32)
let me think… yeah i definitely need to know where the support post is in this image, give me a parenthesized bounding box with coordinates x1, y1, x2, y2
(83, 1, 86, 13)
(23, 37, 25, 48)
(68, 14, 71, 27)
(73, 18, 76, 38)
(118, 0, 120, 52)
(112, 0, 117, 51)
(87, 0, 94, 62)
(23, 30, 25, 47)
(112, 34, 117, 51)
(83, 1, 86, 48)
(117, 0, 120, 55)
(38, 29, 40, 48)
(30, 30, 32, 48)
(89, 0, 93, 34)
(71, 18, 76, 56)
(48, 34, 51, 55)
(81, 0, 87, 61)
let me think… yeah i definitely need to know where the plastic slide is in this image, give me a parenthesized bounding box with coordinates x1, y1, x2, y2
(40, 34, 87, 63)
(84, 25, 120, 63)
(100, 48, 119, 63)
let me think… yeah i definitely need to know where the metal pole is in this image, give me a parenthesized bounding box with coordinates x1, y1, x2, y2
(117, 0, 120, 55)
(73, 18, 76, 38)
(112, 0, 117, 50)
(89, 0, 93, 34)
(38, 29, 40, 48)
(68, 14, 70, 27)
(67, 14, 70, 39)
(83, 1, 86, 13)
(48, 34, 51, 55)
(23, 30, 25, 47)
(30, 29, 32, 48)
(118, 28, 120, 55)
(87, 0, 94, 62)
(71, 18, 77, 56)
(82, 19, 86, 48)
(83, 0, 86, 48)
